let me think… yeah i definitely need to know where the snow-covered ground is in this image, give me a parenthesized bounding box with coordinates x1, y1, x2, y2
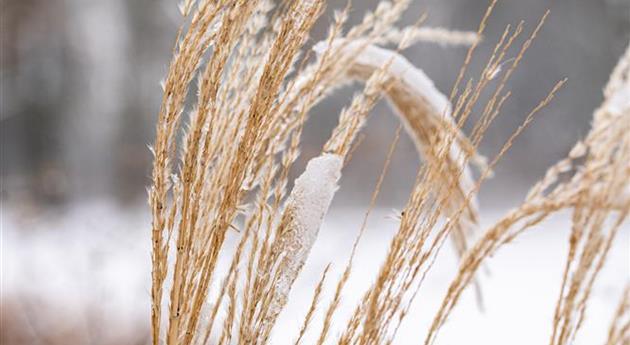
(2, 199, 628, 344)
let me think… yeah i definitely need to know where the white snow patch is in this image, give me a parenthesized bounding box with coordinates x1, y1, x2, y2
(274, 153, 343, 297)
(606, 83, 630, 116)
(3, 201, 627, 345)
(288, 153, 343, 254)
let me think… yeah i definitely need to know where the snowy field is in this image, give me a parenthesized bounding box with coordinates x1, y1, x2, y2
(2, 199, 628, 344)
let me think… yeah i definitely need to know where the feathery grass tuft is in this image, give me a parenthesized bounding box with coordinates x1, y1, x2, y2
(148, 1, 627, 344)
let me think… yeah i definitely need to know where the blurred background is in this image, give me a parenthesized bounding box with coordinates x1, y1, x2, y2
(2, 0, 629, 344)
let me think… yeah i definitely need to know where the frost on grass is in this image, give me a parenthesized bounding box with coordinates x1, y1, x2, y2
(267, 153, 343, 322)
(313, 40, 452, 115)
(607, 83, 630, 116)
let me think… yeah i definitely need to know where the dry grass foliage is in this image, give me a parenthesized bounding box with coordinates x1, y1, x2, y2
(605, 285, 630, 345)
(149, 1, 628, 344)
(426, 43, 630, 345)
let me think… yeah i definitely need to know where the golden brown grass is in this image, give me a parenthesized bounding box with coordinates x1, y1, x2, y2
(425, 42, 630, 345)
(148, 1, 629, 344)
(605, 285, 630, 345)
